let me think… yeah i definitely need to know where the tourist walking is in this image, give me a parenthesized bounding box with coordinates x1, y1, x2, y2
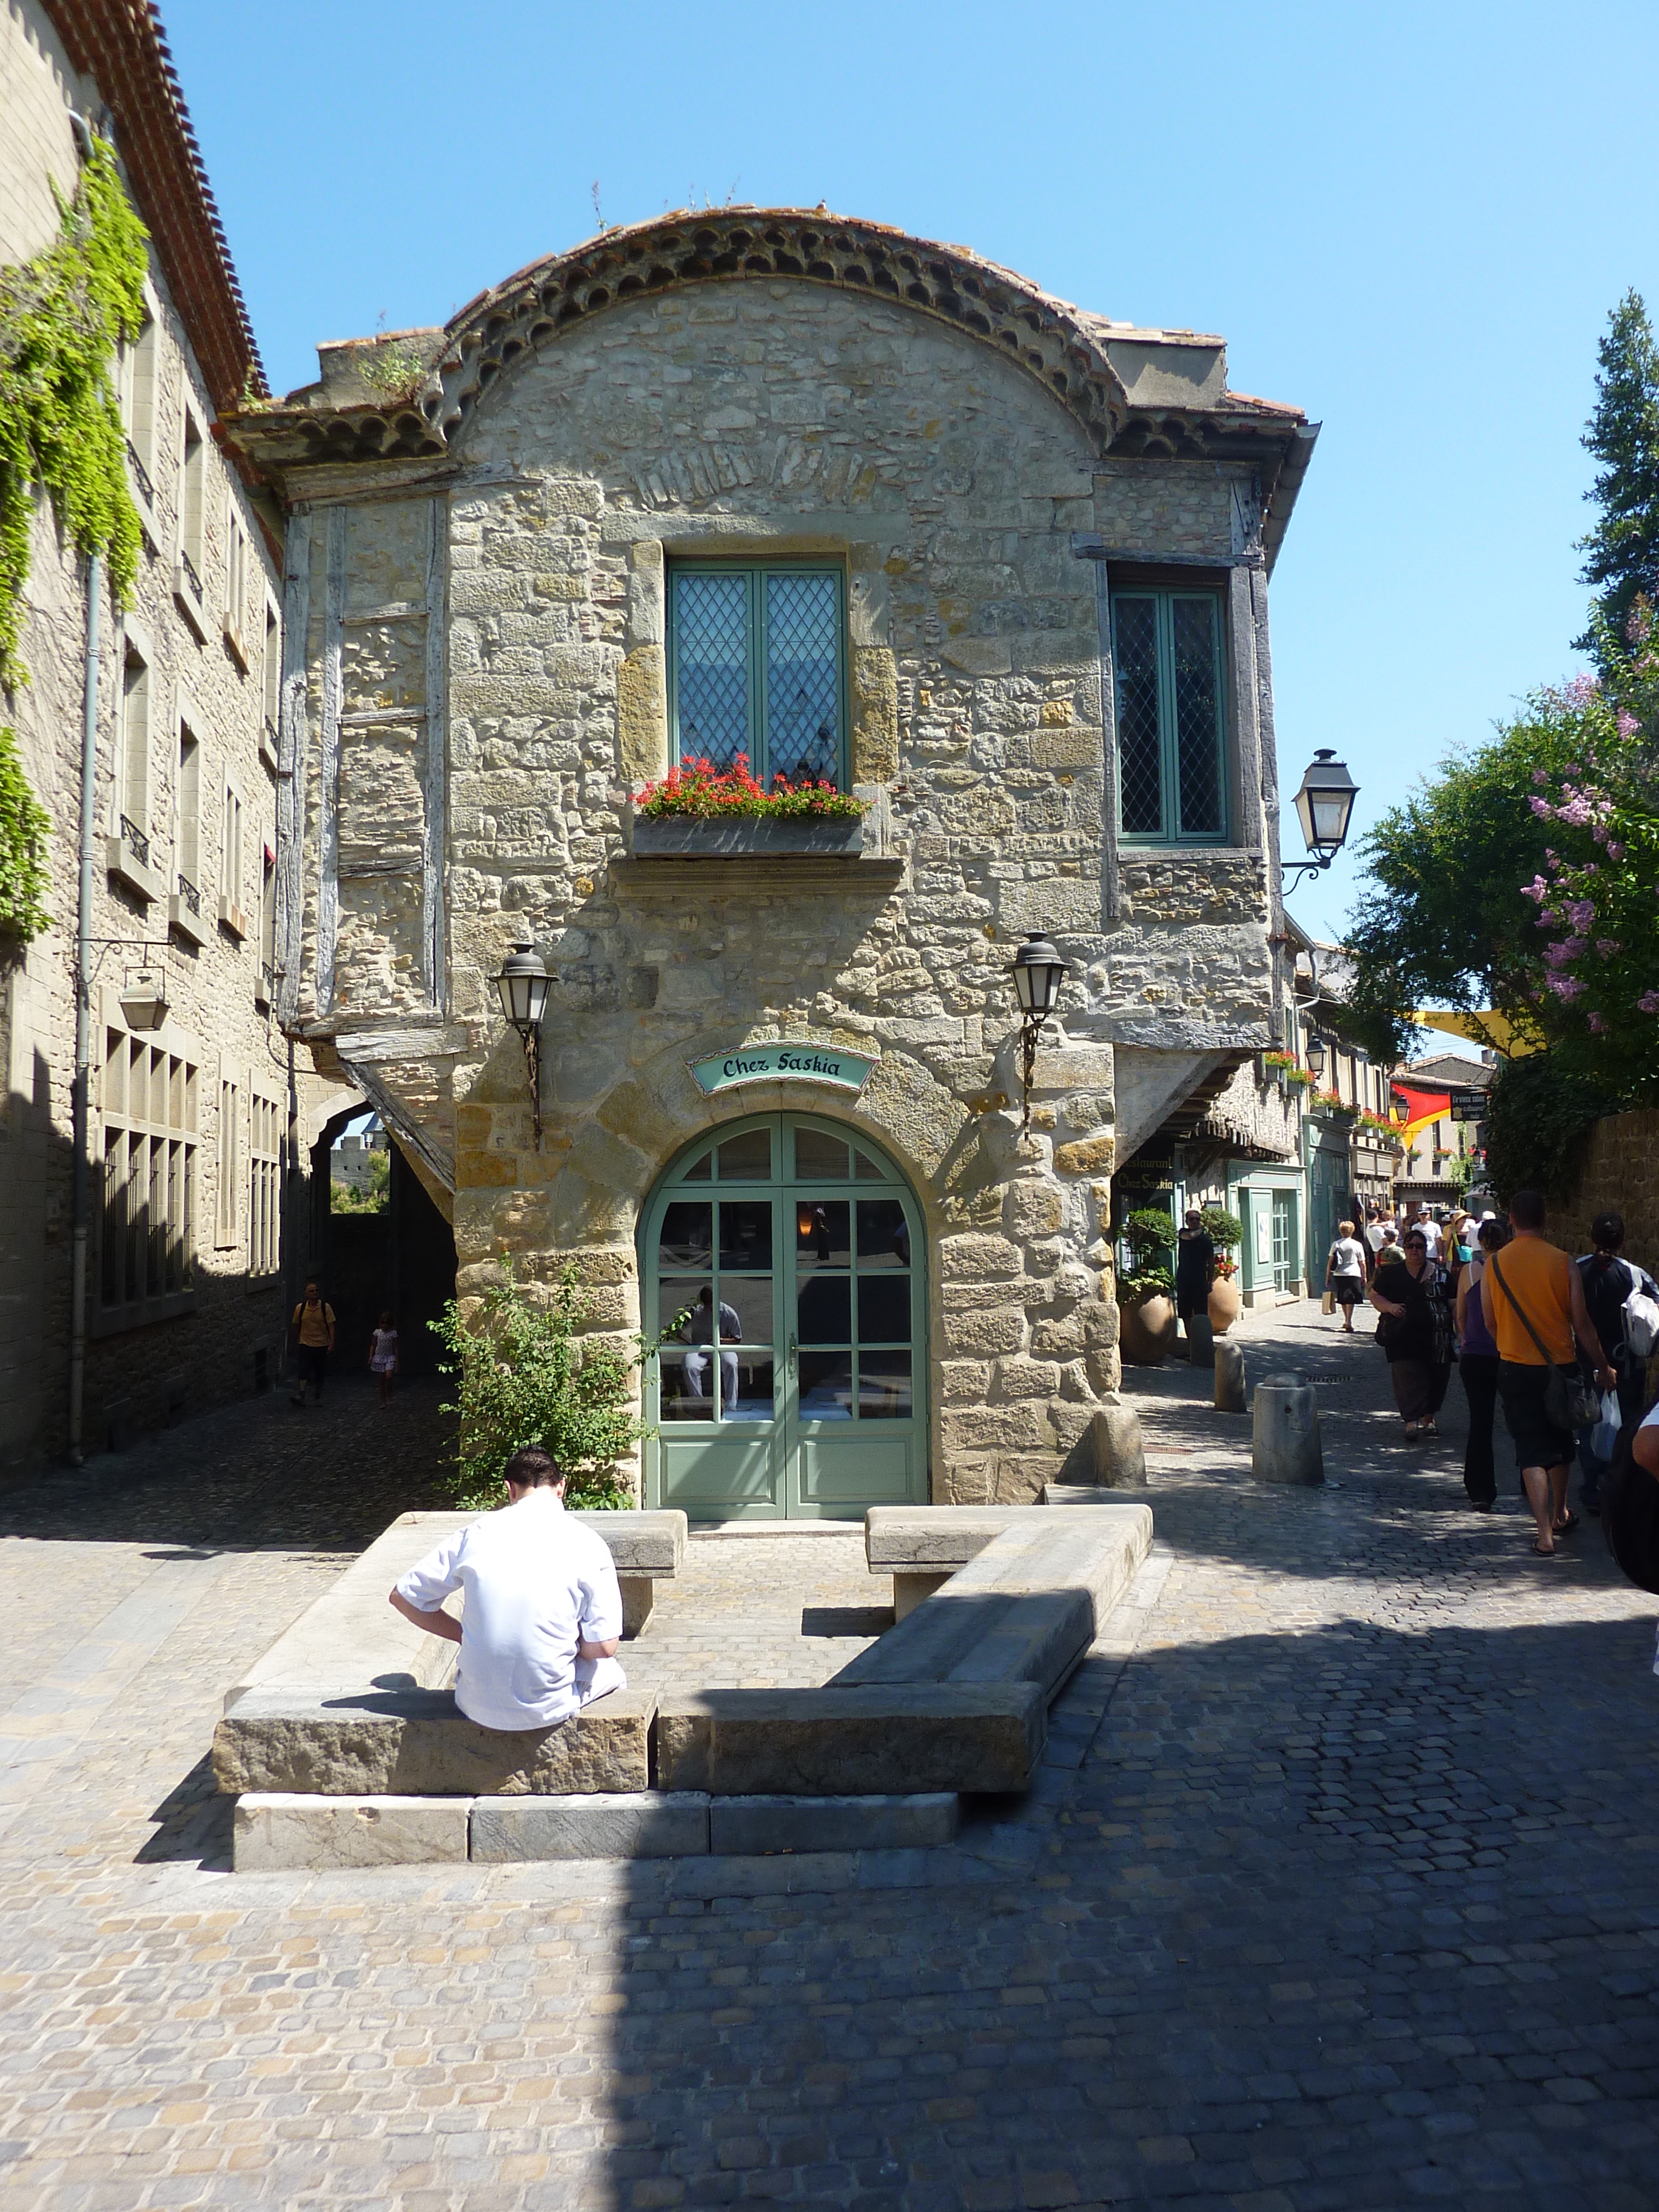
(1455, 1218, 1507, 1509)
(1368, 1224, 1455, 1438)
(1573, 1212, 1658, 1514)
(1324, 1219, 1368, 1333)
(289, 1279, 336, 1406)
(1479, 1187, 1617, 1557)
(370, 1310, 400, 1407)
(1175, 1208, 1215, 1350)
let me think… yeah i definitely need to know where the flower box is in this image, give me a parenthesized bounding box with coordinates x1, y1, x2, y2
(627, 812, 865, 859)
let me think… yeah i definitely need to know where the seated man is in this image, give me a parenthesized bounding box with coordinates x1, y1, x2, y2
(682, 1284, 740, 1413)
(388, 1446, 625, 1730)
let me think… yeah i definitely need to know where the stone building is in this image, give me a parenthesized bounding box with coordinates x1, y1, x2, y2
(225, 209, 1319, 1515)
(0, 0, 347, 1476)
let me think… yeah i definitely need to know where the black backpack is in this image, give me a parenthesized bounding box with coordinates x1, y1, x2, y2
(1601, 1424, 1659, 1595)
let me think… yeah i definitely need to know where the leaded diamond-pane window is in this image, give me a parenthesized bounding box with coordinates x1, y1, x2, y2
(669, 565, 846, 788)
(1110, 590, 1228, 844)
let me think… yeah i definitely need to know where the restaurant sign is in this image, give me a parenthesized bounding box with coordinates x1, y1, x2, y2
(689, 1042, 875, 1098)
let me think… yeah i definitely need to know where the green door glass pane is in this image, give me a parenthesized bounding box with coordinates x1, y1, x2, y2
(716, 1126, 771, 1179)
(674, 571, 751, 769)
(856, 1273, 910, 1344)
(799, 1350, 853, 1419)
(659, 1201, 711, 1270)
(1171, 597, 1223, 836)
(765, 571, 841, 785)
(718, 1200, 771, 1270)
(1112, 595, 1164, 834)
(858, 1352, 912, 1418)
(793, 1125, 850, 1179)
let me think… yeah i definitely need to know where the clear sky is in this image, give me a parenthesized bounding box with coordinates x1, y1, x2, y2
(164, 0, 1658, 983)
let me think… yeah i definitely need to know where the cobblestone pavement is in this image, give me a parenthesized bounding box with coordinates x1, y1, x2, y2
(2, 1312, 1657, 2210)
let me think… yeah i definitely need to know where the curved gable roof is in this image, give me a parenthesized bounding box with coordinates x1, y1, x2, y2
(224, 209, 1311, 543)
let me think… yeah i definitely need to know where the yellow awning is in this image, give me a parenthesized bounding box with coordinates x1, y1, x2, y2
(1412, 1010, 1542, 1057)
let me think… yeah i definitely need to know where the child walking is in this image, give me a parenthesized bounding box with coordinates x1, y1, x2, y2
(370, 1311, 400, 1406)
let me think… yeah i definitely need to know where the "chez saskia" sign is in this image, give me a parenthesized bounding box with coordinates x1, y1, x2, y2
(689, 1042, 875, 1098)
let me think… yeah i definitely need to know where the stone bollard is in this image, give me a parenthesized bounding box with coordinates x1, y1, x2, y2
(1252, 1370, 1324, 1485)
(1088, 1403, 1147, 1489)
(1214, 1339, 1247, 1413)
(1185, 1314, 1215, 1370)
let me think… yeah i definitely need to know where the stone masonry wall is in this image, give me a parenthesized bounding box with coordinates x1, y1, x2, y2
(0, 3, 343, 1476)
(1544, 1109, 1659, 1277)
(281, 280, 1285, 1503)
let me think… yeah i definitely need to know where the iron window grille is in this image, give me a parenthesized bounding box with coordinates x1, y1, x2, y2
(120, 813, 151, 868)
(125, 436, 155, 509)
(1111, 589, 1228, 844)
(668, 563, 847, 789)
(175, 873, 200, 916)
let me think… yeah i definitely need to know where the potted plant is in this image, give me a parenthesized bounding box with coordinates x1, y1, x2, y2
(1199, 1206, 1244, 1333)
(1116, 1207, 1179, 1366)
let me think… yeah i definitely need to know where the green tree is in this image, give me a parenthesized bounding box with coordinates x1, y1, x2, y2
(1578, 292, 1659, 660)
(1341, 711, 1574, 1066)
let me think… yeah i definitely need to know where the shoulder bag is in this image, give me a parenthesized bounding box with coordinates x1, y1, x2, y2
(1488, 1253, 1598, 1433)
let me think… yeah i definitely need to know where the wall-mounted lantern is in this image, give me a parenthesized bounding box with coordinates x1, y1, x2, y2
(1304, 1032, 1327, 1079)
(1010, 931, 1068, 1133)
(118, 966, 169, 1032)
(1285, 750, 1359, 888)
(492, 939, 551, 1144)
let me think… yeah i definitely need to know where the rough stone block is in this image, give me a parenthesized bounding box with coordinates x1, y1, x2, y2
(213, 1687, 655, 1797)
(654, 1684, 1047, 1796)
(469, 1791, 709, 1861)
(1252, 1370, 1324, 1485)
(1090, 1403, 1147, 1487)
(708, 1793, 959, 1855)
(1215, 1339, 1247, 1413)
(233, 1793, 472, 1872)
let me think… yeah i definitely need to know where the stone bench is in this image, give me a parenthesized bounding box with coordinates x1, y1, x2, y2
(214, 1506, 686, 1799)
(653, 1503, 1152, 1798)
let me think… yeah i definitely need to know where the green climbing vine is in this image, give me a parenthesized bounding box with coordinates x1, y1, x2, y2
(0, 137, 149, 690)
(0, 725, 51, 941)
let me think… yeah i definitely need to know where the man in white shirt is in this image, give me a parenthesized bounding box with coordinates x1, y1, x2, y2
(1416, 1206, 1441, 1259)
(389, 1447, 625, 1731)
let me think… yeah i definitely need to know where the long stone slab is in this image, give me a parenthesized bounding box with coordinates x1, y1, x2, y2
(213, 1684, 655, 1797)
(708, 1792, 958, 1855)
(655, 1683, 1045, 1796)
(233, 1792, 472, 1871)
(471, 1791, 710, 1861)
(224, 1507, 688, 1711)
(848, 1504, 1152, 1697)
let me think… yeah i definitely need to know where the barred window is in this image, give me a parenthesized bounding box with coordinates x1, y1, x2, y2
(668, 565, 846, 788)
(1111, 590, 1228, 844)
(101, 1030, 196, 1320)
(250, 1093, 283, 1278)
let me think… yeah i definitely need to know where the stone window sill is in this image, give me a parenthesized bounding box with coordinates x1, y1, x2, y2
(218, 895, 250, 941)
(223, 617, 251, 675)
(169, 891, 209, 947)
(106, 836, 162, 904)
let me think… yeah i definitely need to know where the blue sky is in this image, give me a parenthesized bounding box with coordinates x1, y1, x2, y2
(166, 0, 1657, 984)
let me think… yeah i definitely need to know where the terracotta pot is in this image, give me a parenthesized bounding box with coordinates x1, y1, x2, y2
(1118, 1293, 1178, 1367)
(1207, 1275, 1242, 1333)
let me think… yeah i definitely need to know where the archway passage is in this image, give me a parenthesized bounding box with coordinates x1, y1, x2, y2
(306, 1111, 457, 1379)
(639, 1111, 928, 1521)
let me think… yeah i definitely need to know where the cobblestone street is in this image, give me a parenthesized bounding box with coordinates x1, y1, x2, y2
(1, 1309, 1657, 2211)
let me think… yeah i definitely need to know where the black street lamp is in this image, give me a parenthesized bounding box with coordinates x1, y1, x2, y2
(1304, 1031, 1326, 1080)
(1285, 749, 1359, 888)
(493, 939, 552, 1144)
(1011, 931, 1068, 1133)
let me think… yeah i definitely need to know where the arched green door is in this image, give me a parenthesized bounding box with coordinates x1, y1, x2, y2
(640, 1111, 928, 1520)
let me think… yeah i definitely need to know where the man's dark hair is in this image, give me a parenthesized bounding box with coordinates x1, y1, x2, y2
(1478, 1219, 1508, 1250)
(504, 1446, 563, 1489)
(1591, 1210, 1626, 1250)
(697, 1285, 713, 1303)
(1509, 1188, 1548, 1231)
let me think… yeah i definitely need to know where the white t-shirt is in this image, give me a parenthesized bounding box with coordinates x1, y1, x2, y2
(1365, 1222, 1390, 1252)
(395, 1489, 625, 1731)
(1329, 1236, 1367, 1278)
(1417, 1221, 1442, 1256)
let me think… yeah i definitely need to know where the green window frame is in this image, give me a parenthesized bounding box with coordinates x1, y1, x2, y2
(667, 561, 848, 790)
(1110, 588, 1229, 844)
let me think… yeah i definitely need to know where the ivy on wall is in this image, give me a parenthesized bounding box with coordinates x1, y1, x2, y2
(0, 137, 149, 943)
(0, 725, 51, 941)
(0, 138, 148, 689)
